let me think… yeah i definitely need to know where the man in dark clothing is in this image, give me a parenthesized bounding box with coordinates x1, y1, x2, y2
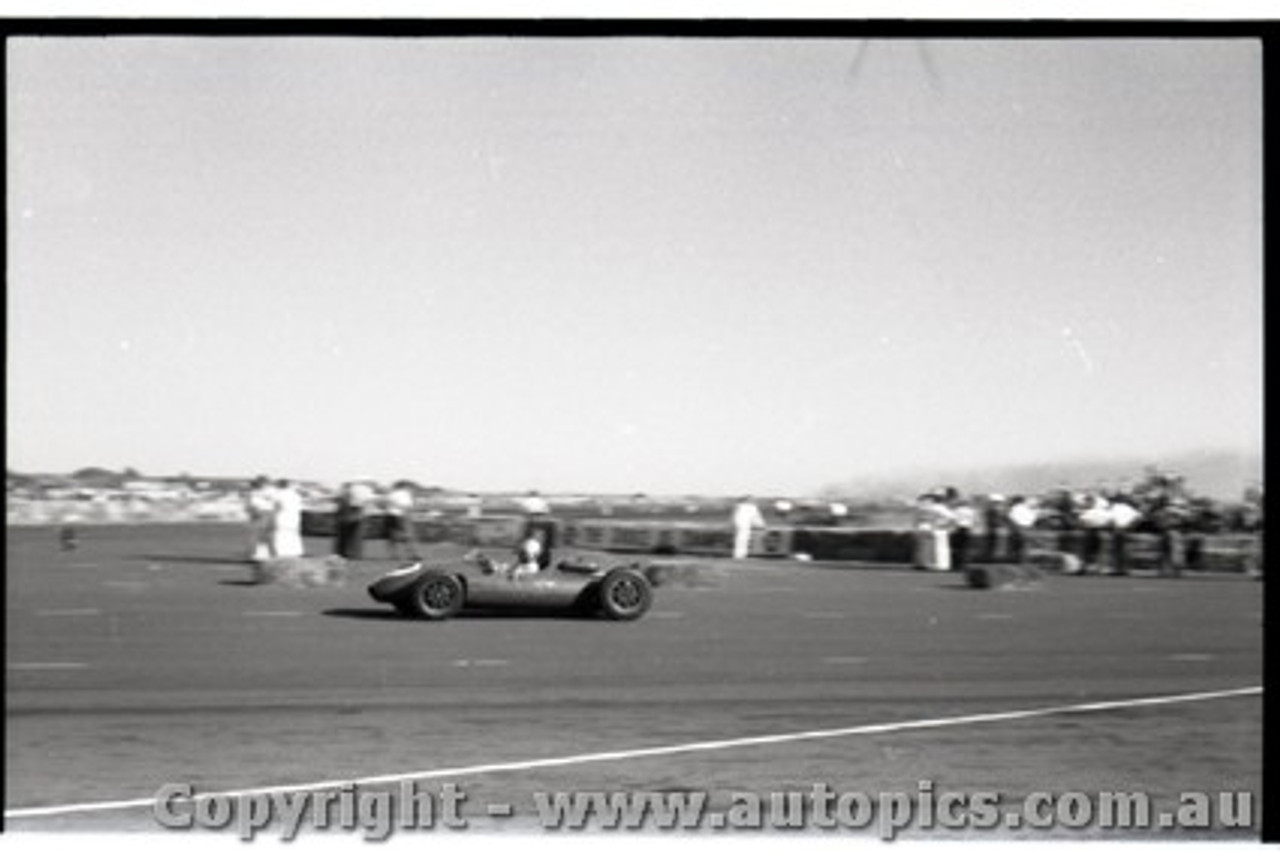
(982, 495, 1005, 562)
(334, 481, 374, 560)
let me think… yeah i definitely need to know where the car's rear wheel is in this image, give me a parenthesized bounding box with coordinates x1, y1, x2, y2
(405, 572, 465, 620)
(597, 568, 652, 621)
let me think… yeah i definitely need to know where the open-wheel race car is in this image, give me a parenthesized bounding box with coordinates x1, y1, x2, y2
(367, 554, 655, 621)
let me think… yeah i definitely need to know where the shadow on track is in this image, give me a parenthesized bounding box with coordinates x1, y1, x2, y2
(322, 607, 592, 622)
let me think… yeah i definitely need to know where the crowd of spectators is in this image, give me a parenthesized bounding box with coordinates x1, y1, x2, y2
(913, 468, 1263, 577)
(1007, 468, 1263, 536)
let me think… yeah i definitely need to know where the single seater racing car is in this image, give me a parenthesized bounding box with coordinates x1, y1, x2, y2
(367, 554, 655, 621)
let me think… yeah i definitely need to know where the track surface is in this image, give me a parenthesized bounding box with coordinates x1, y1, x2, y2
(4, 524, 1263, 837)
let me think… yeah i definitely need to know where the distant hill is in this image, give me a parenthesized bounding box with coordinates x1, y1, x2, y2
(824, 449, 1263, 502)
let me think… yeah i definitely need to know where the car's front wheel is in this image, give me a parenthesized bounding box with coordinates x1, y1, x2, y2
(597, 568, 652, 621)
(404, 572, 465, 620)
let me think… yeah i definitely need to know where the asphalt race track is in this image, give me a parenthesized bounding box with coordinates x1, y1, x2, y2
(4, 523, 1264, 838)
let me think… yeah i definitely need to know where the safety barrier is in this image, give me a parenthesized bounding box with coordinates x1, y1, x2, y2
(558, 522, 791, 558)
(790, 528, 914, 563)
(293, 512, 1259, 573)
(25, 503, 1254, 574)
(1017, 529, 1260, 573)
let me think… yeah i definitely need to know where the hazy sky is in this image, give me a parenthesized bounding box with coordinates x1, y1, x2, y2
(7, 37, 1262, 495)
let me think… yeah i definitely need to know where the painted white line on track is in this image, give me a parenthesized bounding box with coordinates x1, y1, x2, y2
(4, 685, 1260, 820)
(35, 608, 102, 617)
(822, 656, 869, 665)
(7, 662, 88, 671)
(976, 613, 1014, 620)
(451, 659, 510, 667)
(1169, 653, 1216, 662)
(241, 611, 304, 618)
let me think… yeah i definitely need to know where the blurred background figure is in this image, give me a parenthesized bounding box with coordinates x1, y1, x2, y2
(520, 490, 551, 516)
(948, 490, 976, 573)
(1108, 494, 1143, 576)
(1076, 493, 1113, 574)
(59, 520, 79, 552)
(732, 496, 765, 559)
(1005, 495, 1037, 566)
(383, 480, 420, 561)
(334, 480, 375, 560)
(1155, 498, 1191, 578)
(244, 475, 274, 564)
(773, 499, 794, 524)
(914, 491, 956, 571)
(271, 478, 304, 559)
(58, 503, 82, 552)
(982, 494, 1006, 562)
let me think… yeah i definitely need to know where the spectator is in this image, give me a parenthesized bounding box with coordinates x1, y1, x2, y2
(59, 522, 79, 552)
(520, 490, 551, 516)
(1006, 495, 1037, 566)
(244, 475, 275, 564)
(1154, 500, 1190, 578)
(914, 493, 955, 571)
(774, 499, 794, 524)
(383, 480, 420, 561)
(732, 496, 766, 560)
(59, 504, 82, 552)
(949, 493, 977, 573)
(334, 480, 375, 560)
(1076, 494, 1113, 574)
(981, 495, 1005, 562)
(1108, 495, 1142, 575)
(271, 479, 305, 559)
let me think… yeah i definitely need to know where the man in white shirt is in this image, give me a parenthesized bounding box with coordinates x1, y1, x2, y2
(383, 480, 419, 561)
(1077, 494, 1113, 574)
(1108, 497, 1143, 575)
(244, 476, 275, 563)
(521, 491, 551, 516)
(271, 479, 305, 559)
(920, 493, 956, 571)
(732, 497, 766, 560)
(1005, 496, 1037, 566)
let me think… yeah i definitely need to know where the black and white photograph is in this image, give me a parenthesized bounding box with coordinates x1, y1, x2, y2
(4, 11, 1267, 845)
